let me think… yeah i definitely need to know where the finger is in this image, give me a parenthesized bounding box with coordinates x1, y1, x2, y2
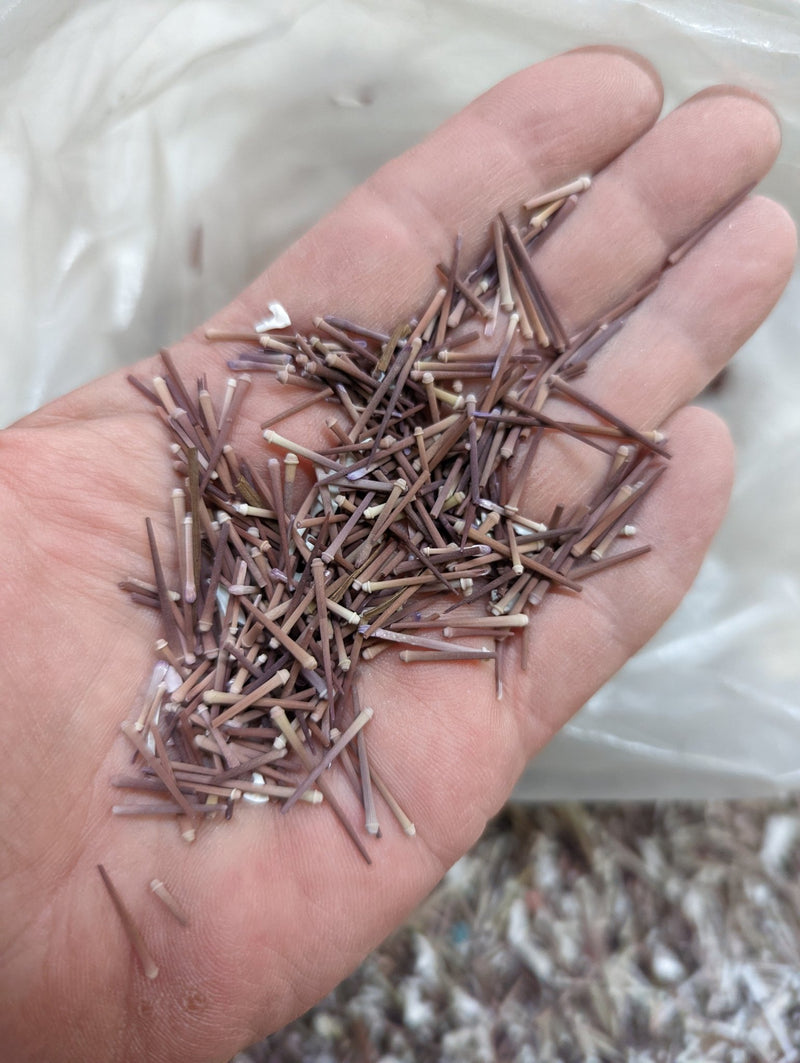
(236, 45, 663, 329)
(533, 87, 783, 332)
(23, 47, 663, 426)
(565, 194, 797, 422)
(524, 193, 795, 510)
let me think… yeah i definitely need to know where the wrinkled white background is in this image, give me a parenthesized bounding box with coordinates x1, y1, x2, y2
(1, 0, 798, 799)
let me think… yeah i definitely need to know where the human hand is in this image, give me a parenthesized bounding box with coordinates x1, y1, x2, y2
(0, 47, 794, 1063)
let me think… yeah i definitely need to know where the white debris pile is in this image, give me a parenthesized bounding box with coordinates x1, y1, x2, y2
(238, 797, 800, 1062)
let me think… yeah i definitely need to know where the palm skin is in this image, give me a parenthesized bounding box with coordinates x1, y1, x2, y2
(0, 47, 795, 1063)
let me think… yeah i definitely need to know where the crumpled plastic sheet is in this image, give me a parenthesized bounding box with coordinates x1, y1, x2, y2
(1, 0, 797, 800)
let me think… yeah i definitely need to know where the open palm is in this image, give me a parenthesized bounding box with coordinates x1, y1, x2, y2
(0, 48, 794, 1063)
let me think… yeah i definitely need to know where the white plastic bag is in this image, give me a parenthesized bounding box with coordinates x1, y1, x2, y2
(1, 0, 797, 799)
